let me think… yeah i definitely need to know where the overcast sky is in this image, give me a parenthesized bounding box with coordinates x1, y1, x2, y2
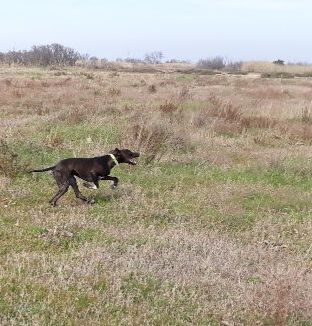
(1, 0, 311, 62)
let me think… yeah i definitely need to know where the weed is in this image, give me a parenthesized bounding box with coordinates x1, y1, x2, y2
(147, 84, 157, 93)
(178, 86, 191, 102)
(131, 122, 171, 163)
(80, 72, 94, 79)
(159, 101, 179, 115)
(56, 107, 90, 125)
(0, 139, 30, 178)
(262, 72, 295, 78)
(241, 115, 276, 129)
(108, 87, 121, 96)
(301, 107, 312, 124)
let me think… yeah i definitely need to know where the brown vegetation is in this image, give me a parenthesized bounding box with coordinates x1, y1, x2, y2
(1, 65, 312, 324)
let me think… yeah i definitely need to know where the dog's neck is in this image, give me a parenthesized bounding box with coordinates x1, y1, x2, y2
(109, 153, 119, 166)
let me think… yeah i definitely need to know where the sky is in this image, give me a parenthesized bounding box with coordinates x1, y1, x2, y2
(1, 0, 311, 62)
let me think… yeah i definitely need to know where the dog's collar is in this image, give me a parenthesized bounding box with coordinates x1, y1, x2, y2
(109, 153, 119, 166)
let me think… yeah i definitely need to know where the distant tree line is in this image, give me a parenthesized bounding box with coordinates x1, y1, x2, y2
(114, 52, 165, 64)
(115, 52, 190, 65)
(0, 45, 171, 66)
(0, 43, 81, 66)
(2, 44, 247, 69)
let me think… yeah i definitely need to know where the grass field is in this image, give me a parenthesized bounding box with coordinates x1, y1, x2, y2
(0, 65, 312, 325)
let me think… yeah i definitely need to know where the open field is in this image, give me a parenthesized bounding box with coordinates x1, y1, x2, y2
(1, 65, 312, 325)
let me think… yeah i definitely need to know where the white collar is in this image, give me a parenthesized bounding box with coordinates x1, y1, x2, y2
(109, 153, 119, 166)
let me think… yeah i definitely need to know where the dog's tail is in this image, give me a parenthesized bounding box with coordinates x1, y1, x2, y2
(28, 166, 55, 173)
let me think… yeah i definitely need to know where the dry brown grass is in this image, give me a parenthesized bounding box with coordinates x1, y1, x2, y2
(1, 65, 312, 324)
(0, 139, 30, 178)
(242, 61, 312, 75)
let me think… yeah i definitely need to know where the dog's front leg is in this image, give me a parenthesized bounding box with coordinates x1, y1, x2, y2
(92, 175, 99, 189)
(82, 174, 99, 190)
(100, 175, 119, 189)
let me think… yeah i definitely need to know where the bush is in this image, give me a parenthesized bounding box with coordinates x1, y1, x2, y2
(124, 57, 145, 64)
(159, 102, 179, 116)
(148, 84, 157, 93)
(197, 56, 225, 70)
(165, 59, 190, 64)
(261, 72, 294, 79)
(0, 43, 81, 66)
(0, 139, 30, 178)
(224, 61, 243, 72)
(273, 59, 285, 65)
(131, 122, 171, 164)
(144, 51, 163, 64)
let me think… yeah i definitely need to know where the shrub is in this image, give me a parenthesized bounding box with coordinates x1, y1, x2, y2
(159, 102, 179, 115)
(261, 72, 294, 79)
(192, 109, 211, 128)
(241, 116, 276, 129)
(197, 56, 225, 70)
(108, 87, 121, 96)
(144, 51, 163, 64)
(165, 59, 191, 64)
(124, 57, 145, 64)
(178, 86, 191, 102)
(301, 107, 312, 124)
(208, 95, 242, 122)
(0, 139, 30, 178)
(131, 122, 171, 164)
(56, 107, 89, 125)
(0, 43, 81, 66)
(273, 59, 285, 65)
(148, 84, 157, 93)
(224, 61, 243, 72)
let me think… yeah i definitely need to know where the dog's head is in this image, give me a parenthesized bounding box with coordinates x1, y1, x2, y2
(111, 148, 140, 165)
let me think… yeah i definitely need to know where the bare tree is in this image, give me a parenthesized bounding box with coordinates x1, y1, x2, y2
(197, 56, 225, 70)
(144, 51, 163, 64)
(0, 43, 81, 66)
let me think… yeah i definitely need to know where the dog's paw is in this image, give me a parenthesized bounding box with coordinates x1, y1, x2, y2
(110, 183, 117, 189)
(87, 198, 96, 204)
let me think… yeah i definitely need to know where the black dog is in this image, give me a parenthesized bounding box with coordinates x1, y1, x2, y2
(29, 148, 140, 206)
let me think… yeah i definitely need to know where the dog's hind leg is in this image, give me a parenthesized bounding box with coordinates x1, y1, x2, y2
(49, 170, 70, 206)
(49, 184, 69, 207)
(68, 176, 94, 204)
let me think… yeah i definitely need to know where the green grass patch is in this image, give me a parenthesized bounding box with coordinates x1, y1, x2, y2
(242, 192, 311, 213)
(38, 122, 122, 148)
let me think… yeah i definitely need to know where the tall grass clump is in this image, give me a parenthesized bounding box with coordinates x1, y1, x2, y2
(131, 121, 172, 164)
(0, 139, 30, 178)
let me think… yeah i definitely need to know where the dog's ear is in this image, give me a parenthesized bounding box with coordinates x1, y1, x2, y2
(111, 148, 120, 155)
